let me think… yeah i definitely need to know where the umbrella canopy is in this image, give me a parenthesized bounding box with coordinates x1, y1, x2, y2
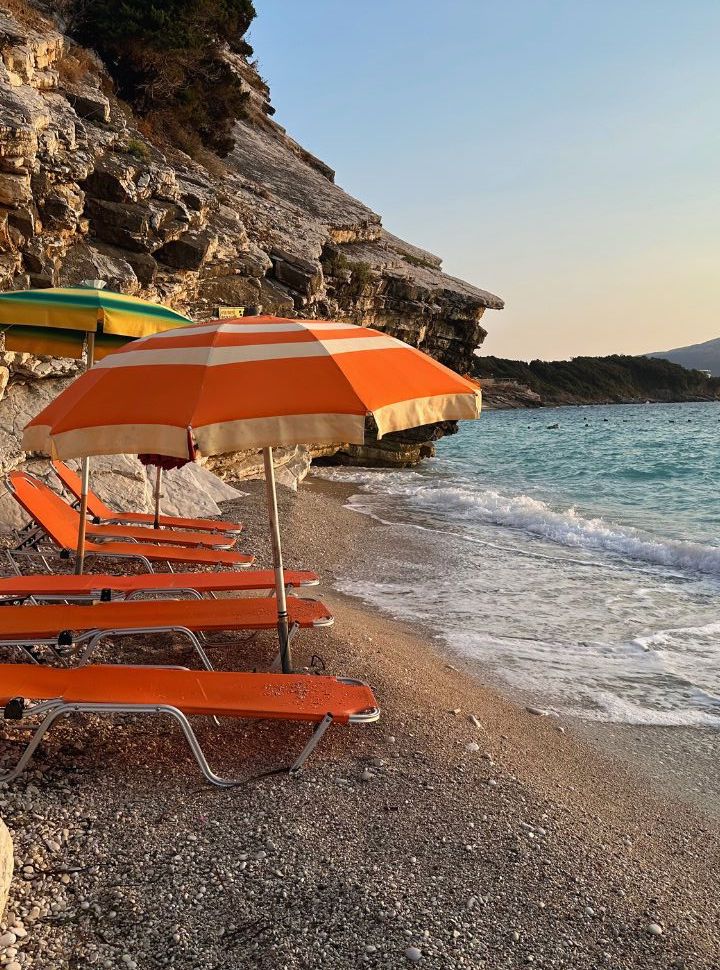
(0, 286, 191, 360)
(23, 316, 482, 671)
(23, 316, 481, 459)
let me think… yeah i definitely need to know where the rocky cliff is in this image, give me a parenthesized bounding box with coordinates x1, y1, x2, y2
(0, 1, 503, 505)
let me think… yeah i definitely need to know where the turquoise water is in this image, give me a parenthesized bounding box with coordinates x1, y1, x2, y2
(319, 402, 720, 726)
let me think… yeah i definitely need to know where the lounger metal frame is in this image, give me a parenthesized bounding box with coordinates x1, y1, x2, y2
(0, 679, 380, 786)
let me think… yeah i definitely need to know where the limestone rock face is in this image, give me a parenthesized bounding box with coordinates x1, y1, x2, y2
(0, 3, 503, 490)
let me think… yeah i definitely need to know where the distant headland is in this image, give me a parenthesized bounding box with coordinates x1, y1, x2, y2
(475, 353, 720, 409)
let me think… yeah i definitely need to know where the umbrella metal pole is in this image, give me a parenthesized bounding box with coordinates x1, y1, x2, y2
(74, 332, 95, 575)
(154, 466, 162, 529)
(263, 447, 291, 673)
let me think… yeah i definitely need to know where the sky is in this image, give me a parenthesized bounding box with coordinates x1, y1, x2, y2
(249, 1, 720, 361)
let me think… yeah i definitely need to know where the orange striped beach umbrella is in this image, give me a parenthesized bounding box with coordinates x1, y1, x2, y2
(24, 316, 482, 670)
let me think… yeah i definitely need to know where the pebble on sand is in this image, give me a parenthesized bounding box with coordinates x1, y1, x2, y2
(405, 946, 422, 962)
(648, 923, 664, 936)
(465, 742, 480, 753)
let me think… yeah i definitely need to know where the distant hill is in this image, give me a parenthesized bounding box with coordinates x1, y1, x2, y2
(474, 354, 720, 408)
(648, 337, 720, 376)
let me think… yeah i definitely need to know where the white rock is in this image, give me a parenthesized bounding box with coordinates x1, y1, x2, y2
(465, 742, 480, 753)
(648, 923, 663, 936)
(365, 944, 377, 954)
(525, 706, 549, 717)
(0, 931, 17, 947)
(405, 946, 422, 962)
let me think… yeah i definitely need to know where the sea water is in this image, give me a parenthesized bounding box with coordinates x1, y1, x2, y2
(318, 402, 720, 726)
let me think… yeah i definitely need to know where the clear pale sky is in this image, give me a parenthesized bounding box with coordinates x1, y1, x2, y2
(250, 2, 720, 361)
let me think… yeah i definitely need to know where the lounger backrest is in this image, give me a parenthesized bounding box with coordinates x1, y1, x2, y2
(52, 460, 112, 519)
(8, 471, 81, 550)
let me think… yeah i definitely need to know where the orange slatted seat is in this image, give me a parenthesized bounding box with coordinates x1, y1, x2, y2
(0, 596, 332, 641)
(8, 472, 254, 568)
(0, 665, 373, 723)
(53, 461, 243, 535)
(11, 473, 234, 549)
(0, 570, 318, 602)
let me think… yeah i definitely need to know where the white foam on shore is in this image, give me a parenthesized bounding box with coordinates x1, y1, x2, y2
(564, 693, 720, 727)
(318, 467, 720, 578)
(317, 466, 720, 727)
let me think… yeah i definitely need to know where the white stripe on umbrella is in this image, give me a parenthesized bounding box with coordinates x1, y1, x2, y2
(147, 320, 363, 339)
(94, 335, 405, 370)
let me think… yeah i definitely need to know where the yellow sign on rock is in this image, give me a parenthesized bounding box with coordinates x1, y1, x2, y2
(215, 306, 246, 319)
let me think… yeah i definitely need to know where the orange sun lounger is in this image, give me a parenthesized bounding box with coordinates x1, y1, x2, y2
(12, 473, 236, 549)
(8, 472, 254, 572)
(53, 460, 244, 535)
(0, 569, 319, 604)
(0, 596, 333, 669)
(0, 664, 380, 785)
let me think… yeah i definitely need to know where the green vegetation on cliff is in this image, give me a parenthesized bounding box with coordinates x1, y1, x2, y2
(474, 354, 720, 405)
(67, 0, 256, 155)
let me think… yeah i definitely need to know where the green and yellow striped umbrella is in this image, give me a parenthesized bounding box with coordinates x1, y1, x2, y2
(0, 286, 191, 360)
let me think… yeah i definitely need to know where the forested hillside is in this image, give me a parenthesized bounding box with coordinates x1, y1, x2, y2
(475, 354, 720, 407)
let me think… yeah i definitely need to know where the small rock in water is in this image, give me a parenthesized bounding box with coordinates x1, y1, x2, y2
(648, 923, 664, 936)
(465, 742, 480, 753)
(405, 946, 422, 962)
(526, 706, 549, 717)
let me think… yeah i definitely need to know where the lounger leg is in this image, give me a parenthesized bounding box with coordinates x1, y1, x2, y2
(76, 627, 215, 671)
(160, 707, 242, 787)
(0, 707, 66, 785)
(289, 713, 334, 775)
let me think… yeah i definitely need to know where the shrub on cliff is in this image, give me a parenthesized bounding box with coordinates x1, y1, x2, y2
(65, 0, 256, 156)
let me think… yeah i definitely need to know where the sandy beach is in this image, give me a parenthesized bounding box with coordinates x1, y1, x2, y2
(0, 478, 718, 969)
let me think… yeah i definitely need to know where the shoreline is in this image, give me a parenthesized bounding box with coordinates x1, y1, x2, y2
(0, 478, 718, 966)
(483, 394, 720, 410)
(305, 475, 720, 819)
